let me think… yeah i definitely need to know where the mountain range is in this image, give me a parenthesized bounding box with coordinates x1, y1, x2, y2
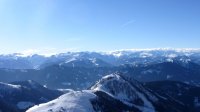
(1, 49, 200, 69)
(0, 49, 200, 90)
(0, 49, 200, 111)
(26, 73, 200, 112)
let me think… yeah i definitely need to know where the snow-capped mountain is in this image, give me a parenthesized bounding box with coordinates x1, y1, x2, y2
(1, 49, 200, 111)
(0, 80, 63, 112)
(0, 49, 200, 93)
(0, 57, 200, 90)
(90, 73, 157, 112)
(0, 54, 47, 69)
(59, 58, 112, 68)
(1, 48, 200, 69)
(26, 73, 200, 112)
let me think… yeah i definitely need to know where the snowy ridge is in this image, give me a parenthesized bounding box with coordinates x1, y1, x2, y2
(26, 90, 96, 112)
(91, 73, 156, 112)
(26, 73, 200, 112)
(0, 82, 21, 90)
(27, 73, 158, 112)
(12, 80, 43, 89)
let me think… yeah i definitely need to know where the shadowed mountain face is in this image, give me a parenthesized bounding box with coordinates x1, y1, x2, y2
(121, 61, 200, 86)
(0, 60, 200, 90)
(145, 81, 200, 112)
(27, 73, 200, 112)
(0, 80, 63, 112)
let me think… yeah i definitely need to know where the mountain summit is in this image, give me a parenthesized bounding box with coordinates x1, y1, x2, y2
(26, 73, 200, 112)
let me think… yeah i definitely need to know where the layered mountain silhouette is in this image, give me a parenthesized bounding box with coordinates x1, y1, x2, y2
(0, 80, 63, 112)
(26, 73, 200, 112)
(0, 49, 200, 112)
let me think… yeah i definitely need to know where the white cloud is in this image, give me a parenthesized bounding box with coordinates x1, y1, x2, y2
(121, 20, 135, 28)
(20, 48, 78, 57)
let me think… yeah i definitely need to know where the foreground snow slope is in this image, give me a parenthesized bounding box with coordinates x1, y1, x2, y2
(26, 90, 96, 112)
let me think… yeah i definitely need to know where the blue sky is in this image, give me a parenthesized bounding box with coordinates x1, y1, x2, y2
(0, 0, 200, 54)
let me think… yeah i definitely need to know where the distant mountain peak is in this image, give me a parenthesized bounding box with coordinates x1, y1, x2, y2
(0, 48, 200, 58)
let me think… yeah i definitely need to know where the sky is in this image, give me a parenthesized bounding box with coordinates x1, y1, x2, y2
(0, 0, 200, 54)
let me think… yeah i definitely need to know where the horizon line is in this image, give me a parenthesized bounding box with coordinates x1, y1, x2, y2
(1, 48, 200, 57)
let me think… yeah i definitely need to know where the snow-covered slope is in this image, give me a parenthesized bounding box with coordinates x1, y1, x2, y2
(27, 73, 196, 112)
(27, 73, 155, 112)
(91, 74, 157, 112)
(59, 58, 112, 68)
(27, 73, 200, 112)
(26, 90, 96, 112)
(0, 82, 21, 90)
